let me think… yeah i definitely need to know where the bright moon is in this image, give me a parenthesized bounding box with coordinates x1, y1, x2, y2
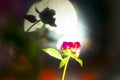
(24, 0, 86, 49)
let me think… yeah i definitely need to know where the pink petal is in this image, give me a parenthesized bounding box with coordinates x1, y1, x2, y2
(74, 42, 81, 49)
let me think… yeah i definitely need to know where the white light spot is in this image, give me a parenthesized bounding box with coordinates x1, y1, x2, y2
(24, 0, 86, 50)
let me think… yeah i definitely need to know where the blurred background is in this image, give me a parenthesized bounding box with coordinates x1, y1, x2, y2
(0, 0, 120, 80)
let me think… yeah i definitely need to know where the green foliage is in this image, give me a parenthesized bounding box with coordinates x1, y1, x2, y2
(72, 54, 83, 67)
(43, 48, 83, 80)
(74, 57, 83, 67)
(59, 57, 68, 69)
(43, 48, 62, 60)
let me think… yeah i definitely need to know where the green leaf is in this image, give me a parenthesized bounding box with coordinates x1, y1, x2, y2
(59, 57, 68, 68)
(74, 57, 83, 67)
(43, 48, 62, 60)
(71, 54, 83, 67)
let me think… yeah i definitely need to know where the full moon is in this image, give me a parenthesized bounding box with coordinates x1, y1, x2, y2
(24, 0, 86, 49)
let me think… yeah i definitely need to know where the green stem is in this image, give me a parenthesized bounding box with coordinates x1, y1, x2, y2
(62, 56, 70, 80)
(26, 20, 41, 32)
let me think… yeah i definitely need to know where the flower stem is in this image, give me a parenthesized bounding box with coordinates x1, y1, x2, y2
(26, 20, 41, 32)
(62, 56, 70, 80)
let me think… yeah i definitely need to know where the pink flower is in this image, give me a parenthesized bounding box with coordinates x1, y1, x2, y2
(61, 42, 81, 57)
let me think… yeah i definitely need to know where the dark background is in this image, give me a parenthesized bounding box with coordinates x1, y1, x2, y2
(0, 0, 120, 80)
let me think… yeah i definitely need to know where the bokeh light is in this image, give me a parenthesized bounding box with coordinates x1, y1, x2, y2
(24, 0, 87, 50)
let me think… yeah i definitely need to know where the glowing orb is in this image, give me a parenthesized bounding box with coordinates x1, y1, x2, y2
(24, 0, 86, 50)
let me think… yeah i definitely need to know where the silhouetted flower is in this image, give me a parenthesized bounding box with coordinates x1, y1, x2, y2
(35, 7, 57, 27)
(61, 42, 81, 57)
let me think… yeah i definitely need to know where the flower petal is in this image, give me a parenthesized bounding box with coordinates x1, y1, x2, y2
(74, 42, 81, 49)
(68, 42, 74, 49)
(61, 42, 68, 50)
